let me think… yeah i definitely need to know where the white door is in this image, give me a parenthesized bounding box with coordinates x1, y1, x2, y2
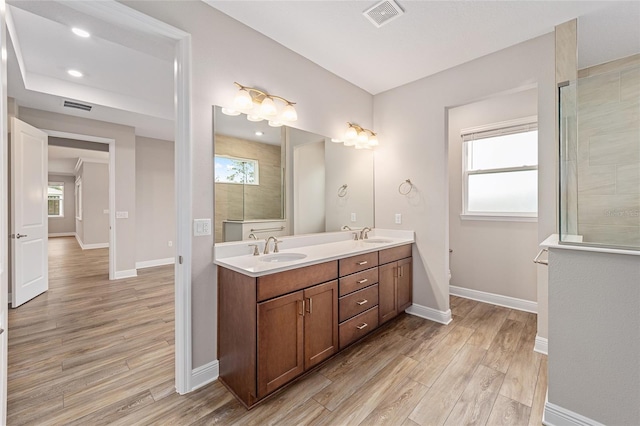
(10, 117, 48, 307)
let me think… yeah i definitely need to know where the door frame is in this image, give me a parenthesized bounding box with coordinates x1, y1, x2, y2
(1, 0, 9, 420)
(44, 130, 116, 280)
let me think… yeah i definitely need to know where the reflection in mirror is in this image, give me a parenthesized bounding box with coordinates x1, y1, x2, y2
(213, 106, 375, 243)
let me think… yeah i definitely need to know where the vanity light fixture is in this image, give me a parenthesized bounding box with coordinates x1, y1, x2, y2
(341, 122, 379, 149)
(223, 82, 298, 124)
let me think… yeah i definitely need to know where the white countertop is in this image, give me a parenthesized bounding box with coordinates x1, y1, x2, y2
(541, 234, 640, 256)
(214, 229, 415, 277)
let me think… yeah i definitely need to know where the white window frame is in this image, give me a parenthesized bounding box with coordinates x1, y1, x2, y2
(75, 177, 83, 221)
(48, 181, 64, 218)
(460, 116, 538, 222)
(214, 154, 260, 185)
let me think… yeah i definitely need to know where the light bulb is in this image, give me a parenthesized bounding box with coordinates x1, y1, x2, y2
(344, 126, 358, 141)
(221, 108, 241, 116)
(357, 130, 369, 144)
(268, 120, 283, 127)
(282, 104, 298, 121)
(246, 114, 263, 122)
(260, 97, 277, 117)
(368, 134, 379, 147)
(233, 88, 253, 110)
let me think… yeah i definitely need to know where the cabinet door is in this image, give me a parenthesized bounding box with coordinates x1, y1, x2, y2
(397, 257, 412, 312)
(257, 291, 304, 398)
(378, 262, 398, 324)
(304, 280, 339, 370)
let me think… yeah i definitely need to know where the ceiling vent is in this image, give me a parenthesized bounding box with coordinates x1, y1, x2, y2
(363, 0, 404, 28)
(63, 100, 92, 112)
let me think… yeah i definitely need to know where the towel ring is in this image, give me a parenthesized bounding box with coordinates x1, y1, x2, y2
(398, 179, 413, 195)
(338, 184, 348, 198)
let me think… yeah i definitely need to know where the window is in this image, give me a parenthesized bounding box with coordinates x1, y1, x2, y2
(75, 178, 82, 220)
(48, 182, 64, 217)
(462, 118, 538, 220)
(214, 155, 259, 185)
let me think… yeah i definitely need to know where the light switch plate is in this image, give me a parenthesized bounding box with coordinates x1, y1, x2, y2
(350, 212, 357, 222)
(116, 211, 128, 219)
(193, 218, 212, 236)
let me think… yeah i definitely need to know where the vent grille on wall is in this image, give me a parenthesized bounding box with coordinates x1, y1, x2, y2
(363, 0, 404, 28)
(63, 100, 92, 112)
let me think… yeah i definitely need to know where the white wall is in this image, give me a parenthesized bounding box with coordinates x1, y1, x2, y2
(548, 248, 640, 425)
(47, 174, 75, 236)
(374, 34, 556, 317)
(448, 89, 538, 302)
(124, 1, 373, 368)
(135, 136, 175, 266)
(77, 161, 109, 246)
(293, 141, 325, 235)
(19, 107, 136, 274)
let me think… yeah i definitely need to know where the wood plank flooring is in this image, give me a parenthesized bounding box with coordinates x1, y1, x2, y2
(8, 237, 547, 425)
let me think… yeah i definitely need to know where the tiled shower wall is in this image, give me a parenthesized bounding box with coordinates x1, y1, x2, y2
(576, 54, 640, 247)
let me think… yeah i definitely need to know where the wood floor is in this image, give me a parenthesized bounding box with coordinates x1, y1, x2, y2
(8, 236, 547, 425)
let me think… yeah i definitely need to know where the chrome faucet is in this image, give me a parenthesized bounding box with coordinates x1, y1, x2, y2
(248, 233, 258, 240)
(360, 227, 372, 240)
(341, 225, 353, 231)
(264, 236, 280, 254)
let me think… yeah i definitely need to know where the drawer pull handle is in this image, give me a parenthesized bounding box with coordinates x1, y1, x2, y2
(357, 261, 368, 266)
(357, 278, 368, 284)
(356, 299, 368, 306)
(356, 323, 368, 330)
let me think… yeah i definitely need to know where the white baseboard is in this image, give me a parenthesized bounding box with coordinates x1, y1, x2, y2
(544, 401, 605, 426)
(535, 335, 548, 355)
(48, 232, 75, 237)
(405, 303, 452, 325)
(114, 269, 138, 279)
(75, 233, 109, 250)
(191, 360, 219, 392)
(450, 285, 537, 313)
(136, 257, 175, 270)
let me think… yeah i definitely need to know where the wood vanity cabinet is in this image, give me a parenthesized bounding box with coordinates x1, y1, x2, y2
(378, 245, 413, 324)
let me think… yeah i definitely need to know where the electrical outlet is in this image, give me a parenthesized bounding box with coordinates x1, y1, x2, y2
(395, 213, 402, 224)
(168, 241, 173, 247)
(116, 211, 128, 219)
(351, 212, 357, 222)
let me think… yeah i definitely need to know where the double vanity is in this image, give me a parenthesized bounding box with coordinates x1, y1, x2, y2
(214, 229, 414, 408)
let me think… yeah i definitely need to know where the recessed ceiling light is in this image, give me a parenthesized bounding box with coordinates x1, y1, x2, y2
(72, 27, 90, 38)
(67, 69, 83, 78)
(255, 131, 264, 136)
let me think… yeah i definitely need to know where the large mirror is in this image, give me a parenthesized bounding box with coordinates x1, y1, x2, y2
(213, 106, 375, 242)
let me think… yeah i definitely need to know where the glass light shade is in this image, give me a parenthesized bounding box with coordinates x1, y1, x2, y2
(331, 138, 343, 143)
(343, 138, 356, 147)
(260, 97, 277, 117)
(268, 120, 283, 127)
(233, 89, 253, 110)
(246, 114, 264, 122)
(282, 104, 298, 121)
(368, 134, 379, 147)
(357, 130, 369, 143)
(355, 139, 369, 149)
(344, 126, 358, 141)
(221, 107, 241, 116)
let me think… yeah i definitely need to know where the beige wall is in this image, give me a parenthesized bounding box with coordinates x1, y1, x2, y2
(136, 136, 175, 264)
(78, 162, 109, 245)
(125, 1, 373, 368)
(19, 107, 136, 274)
(448, 89, 539, 302)
(575, 54, 640, 247)
(374, 34, 556, 315)
(47, 174, 76, 235)
(214, 134, 282, 243)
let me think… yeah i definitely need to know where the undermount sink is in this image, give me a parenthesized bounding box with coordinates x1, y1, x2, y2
(362, 238, 393, 244)
(260, 253, 307, 263)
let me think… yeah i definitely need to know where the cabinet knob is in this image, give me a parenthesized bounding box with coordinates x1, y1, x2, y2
(356, 323, 368, 330)
(356, 299, 368, 306)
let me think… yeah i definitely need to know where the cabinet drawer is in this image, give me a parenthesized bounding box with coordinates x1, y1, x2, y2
(339, 284, 378, 323)
(257, 261, 338, 302)
(379, 244, 412, 265)
(339, 267, 378, 297)
(339, 252, 378, 277)
(339, 306, 379, 349)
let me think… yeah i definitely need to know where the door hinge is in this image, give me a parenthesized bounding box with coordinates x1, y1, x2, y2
(179, 256, 183, 265)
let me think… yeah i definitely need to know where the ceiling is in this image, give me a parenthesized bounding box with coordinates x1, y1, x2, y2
(205, 1, 640, 94)
(48, 145, 109, 176)
(5, 0, 639, 142)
